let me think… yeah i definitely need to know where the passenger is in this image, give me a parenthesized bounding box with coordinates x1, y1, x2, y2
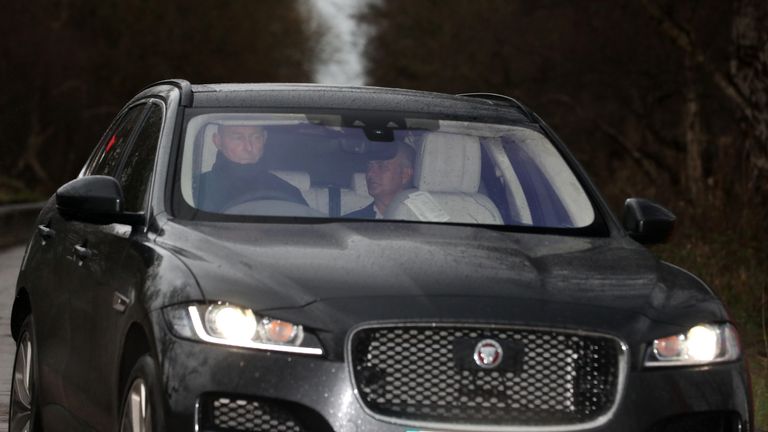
(345, 142, 415, 219)
(197, 124, 307, 211)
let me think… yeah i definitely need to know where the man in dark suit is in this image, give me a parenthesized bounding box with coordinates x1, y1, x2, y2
(345, 142, 415, 219)
(196, 124, 307, 212)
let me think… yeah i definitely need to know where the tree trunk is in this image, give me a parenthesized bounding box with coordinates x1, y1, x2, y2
(684, 54, 705, 201)
(731, 0, 768, 200)
(14, 110, 52, 184)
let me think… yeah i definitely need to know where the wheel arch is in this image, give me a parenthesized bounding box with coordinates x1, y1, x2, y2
(117, 323, 152, 404)
(10, 287, 32, 341)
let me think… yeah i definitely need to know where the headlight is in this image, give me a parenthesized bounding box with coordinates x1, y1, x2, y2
(163, 303, 322, 356)
(645, 323, 740, 367)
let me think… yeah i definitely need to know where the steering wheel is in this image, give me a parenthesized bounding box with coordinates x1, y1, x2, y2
(221, 190, 325, 217)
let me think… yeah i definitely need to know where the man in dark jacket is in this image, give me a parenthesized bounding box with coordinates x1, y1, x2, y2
(345, 142, 415, 219)
(196, 124, 307, 212)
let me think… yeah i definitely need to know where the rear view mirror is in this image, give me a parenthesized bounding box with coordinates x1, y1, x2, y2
(56, 176, 142, 225)
(340, 139, 399, 160)
(622, 198, 676, 244)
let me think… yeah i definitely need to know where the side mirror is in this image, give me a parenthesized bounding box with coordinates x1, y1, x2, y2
(622, 198, 676, 245)
(56, 176, 142, 225)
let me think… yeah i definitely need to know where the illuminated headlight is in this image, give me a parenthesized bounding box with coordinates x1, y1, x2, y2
(163, 303, 322, 356)
(645, 323, 740, 367)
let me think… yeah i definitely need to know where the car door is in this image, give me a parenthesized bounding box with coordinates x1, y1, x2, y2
(49, 102, 149, 430)
(82, 100, 167, 429)
(22, 197, 75, 425)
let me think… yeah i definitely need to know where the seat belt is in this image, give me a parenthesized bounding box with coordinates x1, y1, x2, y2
(329, 186, 341, 217)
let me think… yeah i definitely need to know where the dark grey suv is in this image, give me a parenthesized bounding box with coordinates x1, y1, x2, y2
(9, 80, 753, 431)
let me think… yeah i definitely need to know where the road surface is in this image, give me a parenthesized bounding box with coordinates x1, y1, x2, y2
(0, 245, 25, 432)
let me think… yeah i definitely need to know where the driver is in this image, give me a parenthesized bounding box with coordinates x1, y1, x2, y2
(197, 124, 307, 211)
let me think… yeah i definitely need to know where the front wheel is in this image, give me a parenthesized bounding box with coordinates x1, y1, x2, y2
(119, 355, 164, 432)
(9, 315, 39, 432)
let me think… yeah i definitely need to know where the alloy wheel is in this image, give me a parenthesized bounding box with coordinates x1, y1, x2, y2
(9, 331, 33, 432)
(120, 378, 152, 432)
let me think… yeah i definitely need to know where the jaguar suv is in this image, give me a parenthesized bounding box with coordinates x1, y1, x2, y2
(9, 80, 753, 432)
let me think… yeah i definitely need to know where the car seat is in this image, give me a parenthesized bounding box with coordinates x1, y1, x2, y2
(385, 132, 503, 224)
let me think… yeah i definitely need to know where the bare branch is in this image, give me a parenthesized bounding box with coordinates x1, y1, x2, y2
(640, 0, 752, 116)
(543, 94, 674, 181)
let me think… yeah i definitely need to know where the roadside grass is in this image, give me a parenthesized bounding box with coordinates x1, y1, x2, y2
(752, 354, 767, 430)
(654, 224, 767, 430)
(0, 177, 46, 205)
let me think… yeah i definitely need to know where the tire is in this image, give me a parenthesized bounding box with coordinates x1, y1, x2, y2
(9, 315, 40, 432)
(118, 355, 165, 432)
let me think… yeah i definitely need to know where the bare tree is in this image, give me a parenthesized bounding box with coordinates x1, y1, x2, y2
(641, 0, 768, 207)
(731, 0, 768, 199)
(0, 0, 323, 199)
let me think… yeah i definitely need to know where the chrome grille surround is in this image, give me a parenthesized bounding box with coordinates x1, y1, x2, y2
(347, 323, 628, 432)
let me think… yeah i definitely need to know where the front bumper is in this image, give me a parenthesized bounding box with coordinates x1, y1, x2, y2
(155, 330, 751, 432)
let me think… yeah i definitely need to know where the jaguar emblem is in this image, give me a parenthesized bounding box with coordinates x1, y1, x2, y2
(473, 339, 503, 369)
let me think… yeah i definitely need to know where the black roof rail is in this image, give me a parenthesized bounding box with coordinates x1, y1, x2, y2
(142, 79, 193, 106)
(457, 92, 533, 120)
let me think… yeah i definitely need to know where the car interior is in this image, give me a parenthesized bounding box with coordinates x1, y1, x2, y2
(178, 114, 595, 227)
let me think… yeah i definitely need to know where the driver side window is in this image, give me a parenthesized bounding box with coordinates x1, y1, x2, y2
(88, 104, 146, 177)
(118, 102, 164, 213)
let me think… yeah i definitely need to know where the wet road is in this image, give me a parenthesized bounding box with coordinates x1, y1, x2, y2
(0, 245, 25, 432)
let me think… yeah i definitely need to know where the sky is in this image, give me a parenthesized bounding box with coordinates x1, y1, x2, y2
(307, 0, 369, 85)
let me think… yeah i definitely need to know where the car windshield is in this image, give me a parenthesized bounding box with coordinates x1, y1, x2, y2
(175, 111, 597, 229)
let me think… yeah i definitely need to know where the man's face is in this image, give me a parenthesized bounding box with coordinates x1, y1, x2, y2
(214, 125, 266, 164)
(366, 153, 412, 200)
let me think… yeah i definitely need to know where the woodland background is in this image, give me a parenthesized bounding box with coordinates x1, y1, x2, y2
(0, 0, 765, 426)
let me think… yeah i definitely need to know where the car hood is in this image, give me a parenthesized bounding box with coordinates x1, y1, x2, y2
(158, 220, 724, 326)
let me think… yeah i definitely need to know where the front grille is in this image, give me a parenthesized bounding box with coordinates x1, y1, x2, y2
(349, 325, 623, 427)
(199, 397, 304, 432)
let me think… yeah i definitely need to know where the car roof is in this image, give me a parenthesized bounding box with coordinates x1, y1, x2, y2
(179, 82, 532, 123)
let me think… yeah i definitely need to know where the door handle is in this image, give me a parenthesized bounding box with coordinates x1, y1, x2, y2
(112, 292, 130, 313)
(37, 224, 55, 241)
(73, 244, 92, 260)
